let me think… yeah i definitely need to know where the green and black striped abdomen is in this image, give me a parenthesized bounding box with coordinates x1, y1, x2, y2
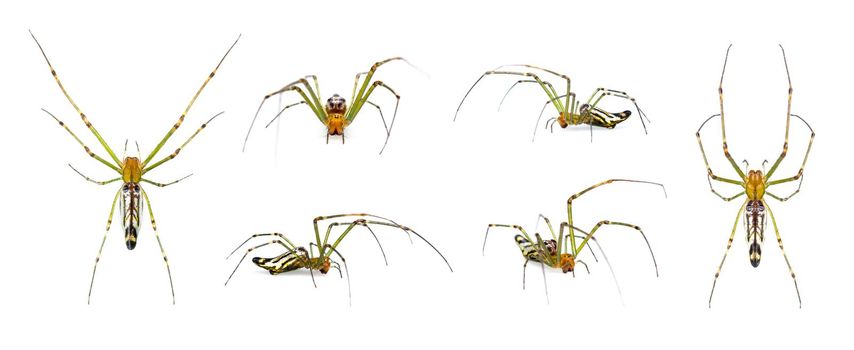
(252, 251, 305, 274)
(120, 182, 143, 250)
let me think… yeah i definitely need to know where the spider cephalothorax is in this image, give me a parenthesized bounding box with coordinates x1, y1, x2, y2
(698, 45, 815, 308)
(325, 94, 349, 136)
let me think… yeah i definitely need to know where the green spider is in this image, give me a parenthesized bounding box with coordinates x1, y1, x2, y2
(697, 45, 814, 308)
(225, 213, 453, 305)
(482, 179, 666, 303)
(32, 31, 239, 304)
(454, 64, 650, 141)
(242, 57, 417, 154)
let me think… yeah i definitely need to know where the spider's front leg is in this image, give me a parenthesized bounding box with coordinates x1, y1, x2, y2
(696, 114, 746, 200)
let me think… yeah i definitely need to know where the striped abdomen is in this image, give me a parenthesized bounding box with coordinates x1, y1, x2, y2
(120, 182, 143, 250)
(745, 200, 766, 267)
(253, 251, 305, 274)
(514, 235, 557, 264)
(578, 104, 632, 129)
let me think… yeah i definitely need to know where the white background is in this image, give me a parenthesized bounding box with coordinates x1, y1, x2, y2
(1, 0, 850, 348)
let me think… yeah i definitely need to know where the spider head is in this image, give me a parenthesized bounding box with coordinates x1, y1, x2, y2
(559, 253, 576, 273)
(121, 157, 142, 183)
(325, 94, 347, 115)
(120, 182, 142, 250)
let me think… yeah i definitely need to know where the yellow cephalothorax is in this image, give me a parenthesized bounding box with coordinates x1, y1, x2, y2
(559, 253, 576, 273)
(326, 114, 349, 136)
(121, 157, 143, 183)
(745, 170, 765, 200)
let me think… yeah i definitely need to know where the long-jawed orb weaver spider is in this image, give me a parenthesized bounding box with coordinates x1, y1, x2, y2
(698, 45, 814, 308)
(32, 31, 240, 304)
(225, 213, 453, 305)
(482, 179, 666, 303)
(242, 57, 418, 154)
(454, 64, 650, 141)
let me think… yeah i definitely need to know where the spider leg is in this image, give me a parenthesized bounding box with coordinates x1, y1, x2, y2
(763, 200, 802, 308)
(455, 70, 564, 122)
(31, 32, 123, 167)
(87, 188, 121, 304)
(319, 221, 388, 266)
(141, 174, 193, 188)
(764, 46, 797, 179)
(264, 101, 308, 128)
(143, 111, 224, 174)
(497, 79, 538, 111)
(143, 35, 240, 166)
(41, 109, 120, 173)
(243, 81, 325, 152)
(585, 87, 650, 133)
(709, 45, 749, 182)
(565, 224, 624, 305)
(324, 244, 352, 306)
(766, 114, 815, 187)
(696, 113, 746, 198)
(68, 164, 121, 185)
(574, 220, 659, 277)
(483, 224, 533, 255)
(348, 220, 453, 272)
(709, 200, 747, 308)
(140, 188, 175, 304)
(346, 80, 400, 154)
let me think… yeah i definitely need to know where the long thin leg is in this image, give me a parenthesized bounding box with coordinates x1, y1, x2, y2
(766, 114, 815, 187)
(87, 188, 122, 304)
(492, 64, 572, 113)
(696, 114, 747, 191)
(709, 200, 748, 308)
(521, 259, 549, 304)
(324, 244, 352, 306)
(763, 200, 802, 308)
(68, 164, 121, 185)
(319, 221, 388, 266)
(143, 111, 224, 174)
(714, 45, 748, 180)
(454, 71, 565, 121)
(764, 45, 796, 179)
(335, 220, 453, 272)
(575, 220, 659, 277)
(31, 32, 122, 167)
(584, 88, 649, 134)
(41, 109, 120, 173)
(144, 35, 240, 165)
(243, 81, 324, 151)
(264, 101, 308, 128)
(139, 188, 175, 304)
(348, 57, 415, 120)
(226, 233, 302, 259)
(566, 179, 667, 256)
(497, 79, 537, 111)
(483, 224, 533, 255)
(565, 224, 624, 305)
(141, 174, 193, 188)
(346, 80, 399, 154)
(766, 177, 803, 202)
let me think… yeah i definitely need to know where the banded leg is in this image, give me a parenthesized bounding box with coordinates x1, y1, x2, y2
(532, 93, 577, 142)
(31, 32, 122, 166)
(492, 64, 572, 114)
(68, 164, 121, 185)
(243, 81, 324, 151)
(141, 174, 193, 188)
(139, 188, 175, 304)
(566, 179, 667, 255)
(521, 258, 549, 303)
(226, 232, 301, 260)
(574, 220, 659, 277)
(143, 111, 224, 174)
(763, 200, 802, 308)
(709, 200, 747, 308)
(87, 188, 122, 304)
(764, 45, 797, 179)
(144, 35, 240, 165)
(497, 79, 537, 111)
(696, 113, 746, 194)
(713, 45, 749, 180)
(766, 114, 815, 187)
(41, 109, 120, 173)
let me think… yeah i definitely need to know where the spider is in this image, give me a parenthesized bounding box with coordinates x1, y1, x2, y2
(482, 179, 666, 303)
(454, 64, 650, 141)
(32, 31, 240, 304)
(225, 213, 453, 305)
(242, 57, 417, 154)
(697, 45, 814, 308)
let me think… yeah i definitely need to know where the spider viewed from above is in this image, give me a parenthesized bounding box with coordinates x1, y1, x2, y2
(697, 44, 815, 308)
(32, 31, 240, 304)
